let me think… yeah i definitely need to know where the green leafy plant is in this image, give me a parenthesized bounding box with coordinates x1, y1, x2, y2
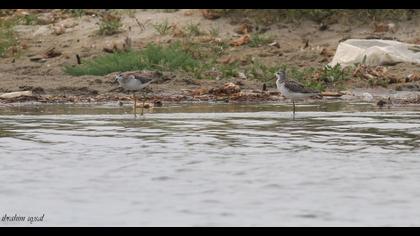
(184, 23, 203, 37)
(98, 13, 122, 36)
(0, 20, 18, 57)
(152, 20, 172, 35)
(64, 43, 199, 76)
(249, 34, 273, 47)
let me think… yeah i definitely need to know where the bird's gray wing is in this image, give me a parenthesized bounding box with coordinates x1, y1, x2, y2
(285, 80, 319, 94)
(132, 74, 155, 84)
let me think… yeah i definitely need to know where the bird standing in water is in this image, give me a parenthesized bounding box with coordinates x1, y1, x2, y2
(275, 70, 320, 118)
(114, 71, 162, 117)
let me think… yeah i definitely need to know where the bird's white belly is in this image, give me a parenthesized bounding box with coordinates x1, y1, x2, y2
(121, 79, 144, 91)
(278, 83, 314, 100)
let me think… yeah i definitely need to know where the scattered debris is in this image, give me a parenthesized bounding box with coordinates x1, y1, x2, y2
(320, 91, 344, 97)
(319, 22, 328, 31)
(29, 56, 47, 63)
(406, 73, 420, 83)
(201, 9, 221, 20)
(52, 24, 66, 35)
(223, 82, 241, 94)
(352, 64, 390, 81)
(362, 92, 374, 102)
(154, 100, 163, 107)
(262, 83, 267, 91)
(230, 34, 250, 46)
(234, 23, 253, 34)
(76, 54, 81, 64)
(268, 41, 280, 48)
(374, 22, 397, 33)
(377, 97, 392, 107)
(218, 55, 238, 64)
(0, 91, 33, 99)
(44, 47, 62, 58)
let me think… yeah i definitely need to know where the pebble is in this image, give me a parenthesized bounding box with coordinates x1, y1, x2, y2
(362, 92, 374, 102)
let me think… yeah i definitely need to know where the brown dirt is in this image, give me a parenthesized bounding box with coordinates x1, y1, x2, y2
(1, 9, 420, 104)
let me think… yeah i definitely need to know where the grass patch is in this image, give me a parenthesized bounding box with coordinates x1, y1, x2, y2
(64, 9, 87, 18)
(208, 27, 220, 37)
(246, 60, 278, 81)
(288, 64, 351, 91)
(98, 13, 122, 36)
(64, 42, 199, 76)
(206, 9, 419, 25)
(152, 20, 172, 35)
(21, 14, 41, 25)
(249, 63, 352, 92)
(249, 33, 273, 47)
(0, 19, 18, 57)
(184, 23, 203, 37)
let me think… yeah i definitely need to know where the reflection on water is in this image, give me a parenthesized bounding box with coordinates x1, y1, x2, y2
(1, 102, 420, 226)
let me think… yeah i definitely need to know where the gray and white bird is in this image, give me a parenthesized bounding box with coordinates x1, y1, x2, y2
(114, 71, 162, 117)
(275, 70, 320, 117)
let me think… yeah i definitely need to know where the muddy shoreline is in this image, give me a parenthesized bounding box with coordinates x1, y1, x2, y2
(1, 9, 420, 107)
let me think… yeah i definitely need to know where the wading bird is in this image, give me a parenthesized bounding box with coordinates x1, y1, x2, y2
(275, 70, 320, 118)
(114, 71, 162, 117)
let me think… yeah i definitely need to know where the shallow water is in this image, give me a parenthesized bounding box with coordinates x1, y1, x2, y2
(1, 102, 420, 226)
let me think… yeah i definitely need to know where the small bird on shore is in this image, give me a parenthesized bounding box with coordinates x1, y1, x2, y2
(275, 70, 320, 118)
(114, 71, 162, 117)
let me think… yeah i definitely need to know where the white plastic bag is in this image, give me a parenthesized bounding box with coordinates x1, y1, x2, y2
(329, 39, 420, 68)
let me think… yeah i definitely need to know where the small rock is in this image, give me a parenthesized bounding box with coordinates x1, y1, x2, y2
(237, 72, 247, 80)
(103, 42, 118, 53)
(268, 41, 280, 48)
(52, 24, 65, 35)
(319, 22, 328, 31)
(183, 10, 194, 16)
(362, 92, 374, 102)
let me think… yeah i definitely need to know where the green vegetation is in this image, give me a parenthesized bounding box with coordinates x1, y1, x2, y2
(64, 43, 199, 76)
(249, 33, 273, 47)
(98, 13, 122, 36)
(286, 64, 351, 91)
(213, 9, 419, 25)
(244, 62, 351, 91)
(152, 20, 172, 35)
(21, 14, 41, 25)
(65, 9, 87, 17)
(208, 27, 220, 37)
(184, 23, 203, 37)
(161, 9, 180, 13)
(0, 19, 18, 57)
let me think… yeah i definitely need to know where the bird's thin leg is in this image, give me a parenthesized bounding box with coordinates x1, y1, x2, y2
(292, 99, 296, 120)
(141, 90, 146, 116)
(133, 92, 137, 118)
